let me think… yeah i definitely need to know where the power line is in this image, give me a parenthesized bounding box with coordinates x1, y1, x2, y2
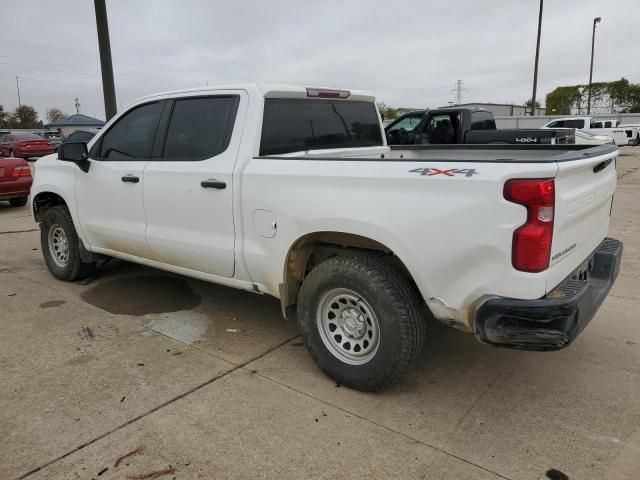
(0, 37, 212, 78)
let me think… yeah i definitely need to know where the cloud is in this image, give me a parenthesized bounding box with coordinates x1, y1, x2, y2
(0, 0, 637, 120)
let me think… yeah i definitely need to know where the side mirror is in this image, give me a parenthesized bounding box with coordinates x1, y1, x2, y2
(58, 142, 90, 172)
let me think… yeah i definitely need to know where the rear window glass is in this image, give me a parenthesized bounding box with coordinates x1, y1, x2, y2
(563, 119, 585, 128)
(260, 99, 383, 156)
(162, 96, 239, 160)
(13, 133, 43, 140)
(470, 111, 496, 130)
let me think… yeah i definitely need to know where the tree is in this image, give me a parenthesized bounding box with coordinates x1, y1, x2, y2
(524, 99, 541, 107)
(0, 104, 7, 128)
(8, 105, 40, 129)
(46, 108, 68, 123)
(376, 102, 398, 121)
(545, 78, 640, 115)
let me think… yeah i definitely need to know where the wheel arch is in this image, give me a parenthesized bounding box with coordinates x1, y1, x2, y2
(32, 190, 69, 222)
(279, 231, 424, 318)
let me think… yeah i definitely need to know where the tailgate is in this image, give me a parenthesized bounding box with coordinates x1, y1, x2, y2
(551, 149, 617, 273)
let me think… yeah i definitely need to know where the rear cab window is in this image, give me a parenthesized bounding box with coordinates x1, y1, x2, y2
(160, 96, 239, 160)
(259, 99, 383, 156)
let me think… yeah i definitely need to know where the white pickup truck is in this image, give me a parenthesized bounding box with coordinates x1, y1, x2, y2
(541, 116, 640, 146)
(31, 84, 623, 391)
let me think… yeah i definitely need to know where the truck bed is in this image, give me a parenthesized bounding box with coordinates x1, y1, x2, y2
(259, 144, 618, 163)
(389, 144, 617, 163)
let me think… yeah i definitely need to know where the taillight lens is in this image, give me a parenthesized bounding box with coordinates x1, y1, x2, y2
(11, 166, 32, 178)
(504, 178, 555, 272)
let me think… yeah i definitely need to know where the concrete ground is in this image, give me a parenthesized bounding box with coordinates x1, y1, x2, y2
(1, 149, 639, 480)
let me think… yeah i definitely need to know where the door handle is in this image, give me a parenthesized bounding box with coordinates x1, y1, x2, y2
(201, 179, 227, 189)
(121, 175, 140, 183)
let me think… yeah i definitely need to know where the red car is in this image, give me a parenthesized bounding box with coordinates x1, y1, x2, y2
(0, 157, 32, 207)
(0, 133, 54, 159)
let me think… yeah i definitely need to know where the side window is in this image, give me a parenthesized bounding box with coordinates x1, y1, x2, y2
(564, 119, 585, 128)
(97, 102, 161, 160)
(387, 113, 423, 132)
(470, 111, 496, 130)
(547, 120, 563, 128)
(161, 96, 239, 160)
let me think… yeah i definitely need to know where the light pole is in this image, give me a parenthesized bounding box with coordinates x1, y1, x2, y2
(15, 76, 21, 107)
(530, 0, 543, 116)
(94, 0, 117, 120)
(587, 16, 601, 115)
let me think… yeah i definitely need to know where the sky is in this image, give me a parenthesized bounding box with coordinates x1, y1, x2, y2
(1, 0, 638, 122)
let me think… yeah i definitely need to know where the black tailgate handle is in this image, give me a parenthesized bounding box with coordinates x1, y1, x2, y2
(593, 158, 613, 173)
(201, 179, 227, 189)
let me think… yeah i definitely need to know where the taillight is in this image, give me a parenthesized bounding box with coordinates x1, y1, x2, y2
(504, 178, 555, 272)
(11, 166, 32, 178)
(306, 88, 350, 99)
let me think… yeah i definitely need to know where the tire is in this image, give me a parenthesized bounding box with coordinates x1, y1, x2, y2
(9, 196, 28, 207)
(297, 255, 425, 391)
(41, 205, 95, 281)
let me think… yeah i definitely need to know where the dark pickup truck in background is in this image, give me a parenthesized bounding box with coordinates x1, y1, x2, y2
(385, 108, 574, 146)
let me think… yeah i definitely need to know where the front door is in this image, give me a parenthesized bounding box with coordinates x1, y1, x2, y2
(76, 101, 163, 258)
(143, 92, 244, 277)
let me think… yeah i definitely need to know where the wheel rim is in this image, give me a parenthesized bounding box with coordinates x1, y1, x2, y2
(48, 224, 70, 267)
(316, 288, 381, 365)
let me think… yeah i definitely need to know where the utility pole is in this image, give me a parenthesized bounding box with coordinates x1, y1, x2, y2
(15, 76, 21, 107)
(530, 0, 543, 116)
(75, 97, 81, 114)
(94, 0, 117, 120)
(587, 17, 601, 115)
(450, 80, 467, 105)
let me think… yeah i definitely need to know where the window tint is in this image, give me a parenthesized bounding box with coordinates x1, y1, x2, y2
(162, 96, 239, 160)
(563, 119, 584, 128)
(260, 99, 383, 156)
(68, 131, 96, 143)
(470, 111, 496, 130)
(387, 113, 423, 132)
(14, 133, 44, 140)
(98, 102, 161, 159)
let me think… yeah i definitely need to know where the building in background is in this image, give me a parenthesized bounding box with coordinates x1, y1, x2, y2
(438, 103, 546, 116)
(45, 114, 105, 136)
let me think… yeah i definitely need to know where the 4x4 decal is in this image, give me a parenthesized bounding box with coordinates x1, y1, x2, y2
(409, 167, 478, 177)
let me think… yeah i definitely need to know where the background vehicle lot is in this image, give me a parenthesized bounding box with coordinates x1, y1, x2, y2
(1, 150, 639, 479)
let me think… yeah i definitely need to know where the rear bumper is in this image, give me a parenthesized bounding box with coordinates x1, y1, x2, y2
(0, 178, 32, 199)
(474, 237, 623, 351)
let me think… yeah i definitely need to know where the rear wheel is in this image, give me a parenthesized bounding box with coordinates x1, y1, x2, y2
(41, 206, 95, 281)
(9, 196, 28, 207)
(297, 255, 425, 391)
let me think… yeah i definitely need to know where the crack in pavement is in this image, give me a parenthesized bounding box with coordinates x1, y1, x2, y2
(248, 364, 513, 480)
(17, 333, 300, 480)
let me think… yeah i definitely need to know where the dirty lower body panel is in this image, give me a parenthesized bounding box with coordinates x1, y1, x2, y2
(474, 237, 623, 351)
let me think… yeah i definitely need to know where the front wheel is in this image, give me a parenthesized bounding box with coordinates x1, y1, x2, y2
(41, 206, 95, 281)
(297, 255, 426, 391)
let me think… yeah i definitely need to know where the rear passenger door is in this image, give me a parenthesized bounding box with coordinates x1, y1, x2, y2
(143, 92, 244, 277)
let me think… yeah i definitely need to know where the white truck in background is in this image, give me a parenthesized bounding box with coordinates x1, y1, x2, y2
(541, 116, 640, 146)
(30, 84, 623, 391)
